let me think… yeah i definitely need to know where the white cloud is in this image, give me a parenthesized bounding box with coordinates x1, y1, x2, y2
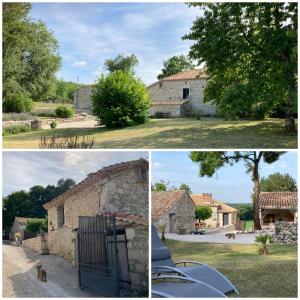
(73, 60, 87, 67)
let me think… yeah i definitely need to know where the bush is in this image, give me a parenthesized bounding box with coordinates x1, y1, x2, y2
(3, 94, 34, 113)
(50, 121, 57, 129)
(92, 71, 151, 128)
(3, 124, 32, 136)
(2, 113, 33, 122)
(55, 106, 75, 118)
(195, 206, 213, 221)
(25, 218, 48, 234)
(39, 134, 94, 149)
(153, 111, 171, 119)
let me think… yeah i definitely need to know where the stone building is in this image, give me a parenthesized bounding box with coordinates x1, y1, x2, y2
(191, 193, 238, 228)
(152, 190, 194, 234)
(258, 192, 298, 230)
(73, 69, 216, 117)
(43, 158, 149, 291)
(148, 69, 216, 117)
(9, 217, 38, 241)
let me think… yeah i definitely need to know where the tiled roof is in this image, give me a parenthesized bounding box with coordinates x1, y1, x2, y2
(152, 190, 192, 220)
(258, 192, 298, 209)
(44, 158, 148, 210)
(151, 100, 189, 106)
(96, 211, 148, 226)
(15, 217, 39, 225)
(191, 194, 237, 213)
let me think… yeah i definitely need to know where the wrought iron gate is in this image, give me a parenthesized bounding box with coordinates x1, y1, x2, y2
(77, 215, 130, 296)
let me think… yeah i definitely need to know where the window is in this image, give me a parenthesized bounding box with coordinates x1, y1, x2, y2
(57, 204, 65, 227)
(136, 166, 148, 182)
(183, 88, 190, 99)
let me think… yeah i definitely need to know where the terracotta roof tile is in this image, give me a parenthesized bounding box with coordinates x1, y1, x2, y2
(191, 194, 237, 213)
(258, 192, 298, 209)
(162, 69, 208, 81)
(43, 158, 148, 210)
(152, 190, 191, 220)
(15, 217, 41, 225)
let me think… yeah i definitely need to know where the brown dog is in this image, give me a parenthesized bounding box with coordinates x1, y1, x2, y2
(225, 232, 236, 240)
(36, 264, 47, 282)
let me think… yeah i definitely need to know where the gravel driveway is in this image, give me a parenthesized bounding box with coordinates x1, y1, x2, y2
(3, 241, 97, 297)
(165, 232, 259, 244)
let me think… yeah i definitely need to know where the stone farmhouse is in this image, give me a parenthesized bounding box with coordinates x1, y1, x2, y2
(152, 190, 195, 234)
(73, 69, 216, 117)
(191, 193, 238, 228)
(9, 217, 38, 241)
(258, 192, 298, 230)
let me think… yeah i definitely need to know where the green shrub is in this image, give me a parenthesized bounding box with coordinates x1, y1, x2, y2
(36, 112, 57, 118)
(39, 134, 94, 149)
(25, 218, 48, 234)
(92, 71, 151, 128)
(255, 234, 273, 256)
(50, 121, 57, 129)
(55, 106, 75, 118)
(153, 111, 171, 119)
(3, 124, 32, 136)
(2, 113, 33, 121)
(3, 94, 34, 113)
(195, 206, 213, 221)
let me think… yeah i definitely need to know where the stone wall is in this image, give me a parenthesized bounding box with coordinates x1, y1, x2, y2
(148, 79, 216, 116)
(74, 85, 95, 113)
(149, 104, 183, 117)
(22, 234, 48, 254)
(275, 222, 297, 244)
(155, 193, 194, 234)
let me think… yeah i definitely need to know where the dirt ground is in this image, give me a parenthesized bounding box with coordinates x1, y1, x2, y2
(2, 241, 97, 297)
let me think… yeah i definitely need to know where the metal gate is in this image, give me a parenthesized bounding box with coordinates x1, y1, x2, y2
(77, 215, 130, 296)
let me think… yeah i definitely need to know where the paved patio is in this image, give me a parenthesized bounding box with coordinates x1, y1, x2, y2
(165, 232, 259, 244)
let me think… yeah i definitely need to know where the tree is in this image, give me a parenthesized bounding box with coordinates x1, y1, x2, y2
(157, 55, 195, 79)
(195, 206, 213, 222)
(179, 183, 192, 194)
(105, 54, 138, 73)
(260, 172, 297, 192)
(3, 3, 61, 101)
(25, 218, 48, 234)
(152, 181, 168, 192)
(92, 71, 151, 128)
(190, 151, 285, 229)
(230, 203, 253, 220)
(184, 3, 297, 132)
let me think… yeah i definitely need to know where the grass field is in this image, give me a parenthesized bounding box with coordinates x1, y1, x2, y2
(3, 117, 297, 149)
(32, 101, 74, 114)
(165, 239, 297, 297)
(245, 220, 254, 230)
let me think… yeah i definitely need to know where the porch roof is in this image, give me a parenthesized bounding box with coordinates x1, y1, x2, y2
(258, 192, 298, 209)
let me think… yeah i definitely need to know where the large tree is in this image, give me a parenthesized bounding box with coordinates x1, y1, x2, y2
(104, 54, 138, 73)
(260, 172, 297, 192)
(157, 55, 195, 79)
(190, 151, 285, 229)
(3, 3, 61, 101)
(184, 3, 297, 132)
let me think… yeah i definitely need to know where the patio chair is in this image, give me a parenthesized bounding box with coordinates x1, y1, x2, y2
(152, 275, 227, 298)
(152, 225, 239, 295)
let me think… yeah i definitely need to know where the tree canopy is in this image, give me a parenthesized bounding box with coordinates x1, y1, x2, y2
(260, 172, 297, 192)
(195, 206, 213, 221)
(105, 54, 138, 73)
(3, 3, 61, 101)
(184, 3, 297, 131)
(157, 55, 195, 79)
(179, 183, 192, 194)
(3, 178, 76, 233)
(190, 151, 285, 229)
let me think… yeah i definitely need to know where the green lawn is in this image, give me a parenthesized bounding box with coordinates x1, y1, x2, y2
(165, 240, 297, 297)
(32, 101, 74, 114)
(245, 220, 254, 230)
(3, 117, 297, 149)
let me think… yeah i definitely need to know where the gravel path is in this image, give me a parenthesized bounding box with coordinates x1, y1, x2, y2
(3, 241, 97, 297)
(165, 232, 259, 244)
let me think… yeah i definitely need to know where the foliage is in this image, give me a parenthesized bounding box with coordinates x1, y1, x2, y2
(153, 111, 171, 119)
(3, 124, 32, 136)
(255, 234, 273, 256)
(179, 183, 192, 194)
(190, 151, 285, 229)
(184, 3, 297, 132)
(55, 106, 75, 118)
(39, 134, 95, 149)
(195, 206, 213, 221)
(152, 181, 168, 191)
(50, 121, 57, 129)
(92, 71, 151, 128)
(3, 94, 34, 113)
(51, 79, 80, 101)
(229, 203, 253, 220)
(3, 178, 76, 233)
(105, 54, 138, 73)
(260, 172, 297, 192)
(3, 3, 61, 101)
(25, 218, 48, 234)
(157, 55, 195, 79)
(3, 112, 33, 121)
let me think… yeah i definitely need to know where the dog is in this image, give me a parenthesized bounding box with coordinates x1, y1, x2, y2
(225, 232, 236, 240)
(36, 264, 47, 282)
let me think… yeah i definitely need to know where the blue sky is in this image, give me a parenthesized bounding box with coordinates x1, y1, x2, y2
(152, 151, 298, 204)
(29, 3, 202, 85)
(3, 151, 148, 196)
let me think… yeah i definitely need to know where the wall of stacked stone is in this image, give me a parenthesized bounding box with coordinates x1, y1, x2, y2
(275, 222, 297, 244)
(149, 104, 182, 117)
(74, 85, 95, 113)
(22, 234, 48, 254)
